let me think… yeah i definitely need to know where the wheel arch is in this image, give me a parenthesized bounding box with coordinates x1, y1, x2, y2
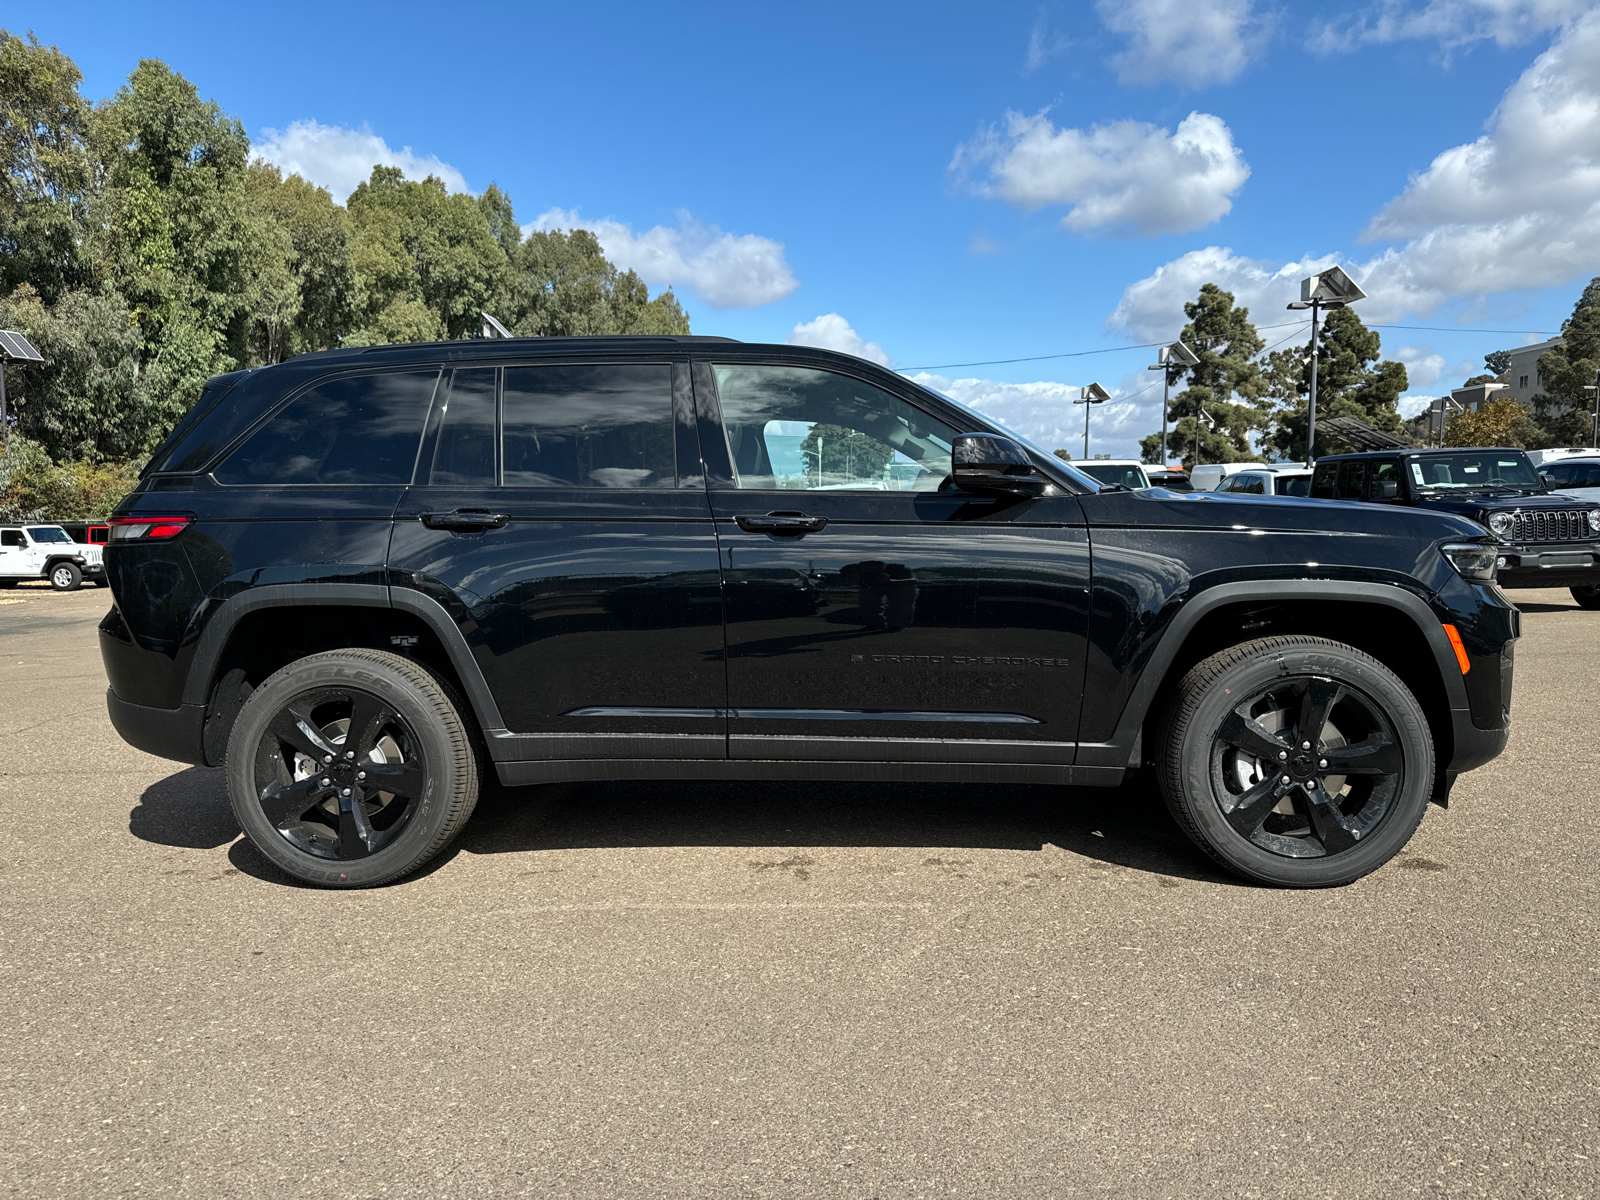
(1080, 581, 1467, 785)
(182, 583, 505, 766)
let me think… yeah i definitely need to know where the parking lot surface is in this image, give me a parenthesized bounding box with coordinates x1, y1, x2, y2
(0, 581, 1595, 1199)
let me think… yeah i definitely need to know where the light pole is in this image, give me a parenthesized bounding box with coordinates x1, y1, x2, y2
(1286, 267, 1366, 463)
(1147, 340, 1199, 466)
(1586, 368, 1600, 448)
(1075, 382, 1110, 459)
(0, 330, 44, 442)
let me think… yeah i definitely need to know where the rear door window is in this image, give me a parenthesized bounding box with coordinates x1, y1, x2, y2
(1310, 461, 1337, 498)
(502, 363, 676, 488)
(428, 368, 498, 485)
(216, 370, 440, 485)
(1336, 461, 1369, 500)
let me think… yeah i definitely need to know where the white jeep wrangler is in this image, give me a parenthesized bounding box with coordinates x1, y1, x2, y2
(0, 525, 105, 591)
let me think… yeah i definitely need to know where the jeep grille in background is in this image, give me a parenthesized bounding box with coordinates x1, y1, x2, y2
(1508, 510, 1594, 543)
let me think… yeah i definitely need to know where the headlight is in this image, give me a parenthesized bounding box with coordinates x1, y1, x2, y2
(1486, 512, 1515, 538)
(1589, 509, 1600, 534)
(1442, 543, 1498, 582)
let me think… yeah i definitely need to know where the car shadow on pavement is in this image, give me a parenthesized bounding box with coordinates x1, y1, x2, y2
(127, 766, 1234, 887)
(129, 766, 240, 849)
(451, 772, 1235, 885)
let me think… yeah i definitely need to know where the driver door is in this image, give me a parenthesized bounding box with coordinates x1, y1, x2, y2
(695, 359, 1091, 766)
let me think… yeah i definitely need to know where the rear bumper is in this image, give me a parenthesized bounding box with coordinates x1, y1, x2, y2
(105, 690, 207, 766)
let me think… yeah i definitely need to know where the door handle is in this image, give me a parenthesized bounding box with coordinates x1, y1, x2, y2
(419, 509, 509, 531)
(735, 511, 828, 535)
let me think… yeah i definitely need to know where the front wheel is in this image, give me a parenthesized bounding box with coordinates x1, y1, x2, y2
(1158, 636, 1434, 888)
(1571, 585, 1600, 610)
(226, 649, 480, 887)
(49, 563, 82, 591)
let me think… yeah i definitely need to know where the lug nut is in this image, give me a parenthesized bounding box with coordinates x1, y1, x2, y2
(1319, 758, 1328, 768)
(320, 778, 330, 787)
(341, 788, 351, 797)
(357, 771, 366, 780)
(1301, 741, 1311, 750)
(1277, 750, 1287, 761)
(1281, 775, 1291, 785)
(345, 750, 355, 759)
(323, 755, 332, 764)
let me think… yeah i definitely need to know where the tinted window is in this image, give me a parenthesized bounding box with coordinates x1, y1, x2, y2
(502, 364, 675, 488)
(217, 371, 438, 485)
(27, 527, 71, 544)
(1541, 463, 1572, 485)
(1575, 462, 1600, 488)
(1368, 459, 1402, 500)
(1279, 475, 1313, 497)
(1335, 461, 1368, 500)
(146, 371, 249, 474)
(713, 365, 958, 491)
(1311, 461, 1337, 499)
(1, 530, 23, 547)
(429, 369, 497, 485)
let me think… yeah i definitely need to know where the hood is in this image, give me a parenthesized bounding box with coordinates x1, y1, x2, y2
(75, 542, 103, 564)
(1416, 491, 1597, 519)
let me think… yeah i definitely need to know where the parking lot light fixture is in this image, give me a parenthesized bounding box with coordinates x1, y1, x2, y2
(1148, 341, 1199, 466)
(1286, 267, 1366, 463)
(1075, 382, 1111, 459)
(1585, 370, 1599, 447)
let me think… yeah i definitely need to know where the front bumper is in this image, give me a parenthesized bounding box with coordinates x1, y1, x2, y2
(1495, 543, 1600, 589)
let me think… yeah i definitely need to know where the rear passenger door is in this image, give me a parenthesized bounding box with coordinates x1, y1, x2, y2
(389, 358, 725, 762)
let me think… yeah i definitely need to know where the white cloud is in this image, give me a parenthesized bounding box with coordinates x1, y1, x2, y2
(1109, 245, 1340, 341)
(1097, 0, 1271, 86)
(254, 120, 469, 201)
(787, 314, 892, 366)
(913, 370, 1161, 461)
(529, 208, 797, 309)
(1398, 394, 1438, 418)
(1310, 0, 1589, 53)
(1025, 7, 1072, 72)
(951, 109, 1249, 236)
(1394, 345, 1447, 387)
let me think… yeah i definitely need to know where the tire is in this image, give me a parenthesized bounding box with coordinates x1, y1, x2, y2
(1571, 585, 1600, 610)
(0, 579, 15, 589)
(1157, 636, 1434, 888)
(226, 649, 480, 888)
(49, 562, 82, 591)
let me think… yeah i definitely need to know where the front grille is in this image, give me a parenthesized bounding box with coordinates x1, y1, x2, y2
(1507, 509, 1595, 543)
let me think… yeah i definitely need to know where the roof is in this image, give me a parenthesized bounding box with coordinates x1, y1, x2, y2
(283, 334, 744, 366)
(1316, 447, 1529, 459)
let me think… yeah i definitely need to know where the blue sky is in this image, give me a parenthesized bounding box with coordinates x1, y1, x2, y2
(13, 0, 1600, 459)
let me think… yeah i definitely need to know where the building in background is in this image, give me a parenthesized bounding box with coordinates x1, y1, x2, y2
(1503, 336, 1564, 406)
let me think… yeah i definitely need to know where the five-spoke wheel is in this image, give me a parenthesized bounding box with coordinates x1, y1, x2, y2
(1160, 636, 1433, 887)
(226, 649, 480, 887)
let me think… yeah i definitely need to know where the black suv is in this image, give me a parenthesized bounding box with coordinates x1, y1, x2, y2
(102, 337, 1517, 889)
(1310, 448, 1600, 603)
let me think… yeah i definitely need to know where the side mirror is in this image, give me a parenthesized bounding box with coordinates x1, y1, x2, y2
(951, 434, 1048, 498)
(1377, 480, 1400, 500)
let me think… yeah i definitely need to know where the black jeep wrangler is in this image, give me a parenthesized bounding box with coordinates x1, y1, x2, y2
(1309, 448, 1600, 605)
(102, 337, 1516, 889)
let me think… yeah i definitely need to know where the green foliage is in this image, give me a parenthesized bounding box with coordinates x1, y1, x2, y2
(0, 31, 690, 484)
(1260, 306, 1408, 459)
(800, 423, 895, 482)
(1138, 283, 1265, 467)
(0, 433, 138, 521)
(1531, 276, 1599, 446)
(1483, 349, 1512, 377)
(1442, 399, 1542, 449)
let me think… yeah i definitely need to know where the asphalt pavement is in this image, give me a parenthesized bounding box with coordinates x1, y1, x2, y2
(0, 581, 1595, 1199)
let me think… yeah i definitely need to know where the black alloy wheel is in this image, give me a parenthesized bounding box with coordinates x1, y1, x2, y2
(226, 649, 480, 887)
(1159, 636, 1433, 887)
(249, 687, 426, 861)
(1571, 585, 1600, 610)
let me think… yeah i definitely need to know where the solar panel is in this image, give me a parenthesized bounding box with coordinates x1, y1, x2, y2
(0, 330, 43, 361)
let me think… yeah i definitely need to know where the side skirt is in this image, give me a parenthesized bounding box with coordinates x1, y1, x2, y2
(495, 758, 1126, 788)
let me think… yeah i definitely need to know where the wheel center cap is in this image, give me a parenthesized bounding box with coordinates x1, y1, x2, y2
(1290, 753, 1316, 779)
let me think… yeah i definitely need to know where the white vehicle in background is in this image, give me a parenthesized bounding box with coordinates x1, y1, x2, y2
(0, 525, 105, 591)
(1190, 461, 1295, 491)
(1073, 458, 1151, 489)
(1527, 447, 1596, 468)
(1214, 464, 1317, 497)
(1536, 455, 1600, 503)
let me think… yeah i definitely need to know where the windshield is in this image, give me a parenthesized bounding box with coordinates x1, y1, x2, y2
(913, 382, 1103, 491)
(1411, 452, 1542, 491)
(26, 527, 73, 544)
(1079, 463, 1149, 489)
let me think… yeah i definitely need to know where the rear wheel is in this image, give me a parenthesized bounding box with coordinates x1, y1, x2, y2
(1571, 585, 1600, 610)
(226, 649, 480, 887)
(1158, 636, 1434, 888)
(49, 563, 82, 591)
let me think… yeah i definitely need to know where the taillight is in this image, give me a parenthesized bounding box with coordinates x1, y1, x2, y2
(108, 515, 193, 541)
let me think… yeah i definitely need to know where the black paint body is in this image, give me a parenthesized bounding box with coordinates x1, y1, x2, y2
(101, 338, 1517, 797)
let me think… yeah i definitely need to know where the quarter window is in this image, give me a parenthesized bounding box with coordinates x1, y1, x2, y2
(1310, 462, 1338, 499)
(1, 530, 23, 548)
(501, 364, 676, 488)
(429, 369, 497, 485)
(217, 370, 439, 485)
(712, 365, 958, 491)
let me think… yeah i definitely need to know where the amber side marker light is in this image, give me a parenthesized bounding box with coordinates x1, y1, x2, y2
(1442, 624, 1471, 674)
